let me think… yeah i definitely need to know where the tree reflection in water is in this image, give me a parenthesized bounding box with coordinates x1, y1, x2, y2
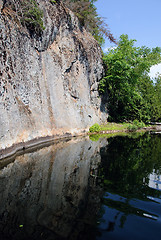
(0, 133, 161, 240)
(97, 132, 161, 239)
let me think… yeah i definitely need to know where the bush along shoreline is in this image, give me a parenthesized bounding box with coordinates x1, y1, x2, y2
(89, 121, 156, 134)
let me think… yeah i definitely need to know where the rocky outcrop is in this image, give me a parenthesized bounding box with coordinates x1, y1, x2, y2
(0, 0, 107, 154)
(0, 0, 3, 10)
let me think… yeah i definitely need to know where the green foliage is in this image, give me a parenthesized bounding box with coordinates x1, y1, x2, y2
(98, 133, 161, 200)
(89, 123, 101, 132)
(50, 0, 57, 3)
(21, 0, 45, 34)
(153, 74, 161, 121)
(89, 132, 132, 142)
(89, 121, 147, 134)
(62, 0, 116, 46)
(100, 122, 129, 131)
(9, 0, 45, 34)
(133, 120, 145, 128)
(100, 34, 161, 122)
(127, 120, 145, 132)
(89, 134, 101, 141)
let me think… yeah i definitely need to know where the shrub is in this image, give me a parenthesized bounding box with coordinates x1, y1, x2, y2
(20, 0, 45, 34)
(8, 0, 45, 35)
(127, 120, 145, 131)
(137, 121, 145, 129)
(127, 124, 138, 132)
(89, 123, 101, 133)
(133, 120, 145, 129)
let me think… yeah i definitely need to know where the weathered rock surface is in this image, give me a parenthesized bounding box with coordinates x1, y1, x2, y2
(0, 0, 3, 10)
(0, 0, 107, 153)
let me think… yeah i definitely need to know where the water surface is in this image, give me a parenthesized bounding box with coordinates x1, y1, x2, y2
(0, 133, 161, 240)
(97, 132, 161, 240)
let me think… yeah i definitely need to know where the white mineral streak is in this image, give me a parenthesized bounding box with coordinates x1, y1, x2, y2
(0, 0, 107, 151)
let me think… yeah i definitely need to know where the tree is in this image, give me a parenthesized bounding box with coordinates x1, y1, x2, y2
(153, 74, 161, 121)
(99, 34, 161, 122)
(62, 0, 116, 46)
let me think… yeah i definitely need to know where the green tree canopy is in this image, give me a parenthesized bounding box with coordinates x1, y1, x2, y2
(99, 34, 161, 122)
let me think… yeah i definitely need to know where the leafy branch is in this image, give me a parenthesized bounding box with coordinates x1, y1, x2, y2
(62, 0, 116, 46)
(100, 34, 161, 122)
(5, 0, 45, 35)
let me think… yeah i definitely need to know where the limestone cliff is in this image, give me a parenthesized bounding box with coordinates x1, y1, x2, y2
(0, 0, 107, 155)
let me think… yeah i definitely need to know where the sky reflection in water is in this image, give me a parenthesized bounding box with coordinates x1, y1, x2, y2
(97, 132, 161, 240)
(0, 133, 161, 240)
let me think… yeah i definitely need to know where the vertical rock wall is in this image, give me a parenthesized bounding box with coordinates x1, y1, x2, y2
(0, 0, 107, 152)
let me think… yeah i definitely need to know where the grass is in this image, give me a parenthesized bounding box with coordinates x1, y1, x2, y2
(89, 121, 153, 135)
(88, 122, 153, 142)
(99, 122, 130, 132)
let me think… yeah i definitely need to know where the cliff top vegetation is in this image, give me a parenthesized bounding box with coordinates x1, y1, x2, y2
(3, 0, 116, 44)
(3, 0, 45, 35)
(62, 0, 117, 46)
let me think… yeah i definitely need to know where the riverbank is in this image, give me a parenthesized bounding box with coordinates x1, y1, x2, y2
(0, 122, 158, 162)
(89, 122, 157, 134)
(88, 122, 158, 141)
(0, 131, 86, 162)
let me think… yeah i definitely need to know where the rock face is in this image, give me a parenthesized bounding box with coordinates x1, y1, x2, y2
(0, 0, 3, 10)
(0, 0, 107, 152)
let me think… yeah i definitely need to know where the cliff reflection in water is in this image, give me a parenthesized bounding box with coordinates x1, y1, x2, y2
(1, 133, 161, 240)
(0, 137, 107, 240)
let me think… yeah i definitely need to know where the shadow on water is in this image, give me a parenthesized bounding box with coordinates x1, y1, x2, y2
(0, 132, 161, 240)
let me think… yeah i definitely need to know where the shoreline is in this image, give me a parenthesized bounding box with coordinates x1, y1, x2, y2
(0, 131, 87, 162)
(0, 125, 158, 163)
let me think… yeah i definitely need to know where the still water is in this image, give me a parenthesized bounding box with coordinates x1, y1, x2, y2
(0, 132, 161, 240)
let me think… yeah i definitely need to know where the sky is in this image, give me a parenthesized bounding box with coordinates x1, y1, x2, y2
(94, 0, 161, 78)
